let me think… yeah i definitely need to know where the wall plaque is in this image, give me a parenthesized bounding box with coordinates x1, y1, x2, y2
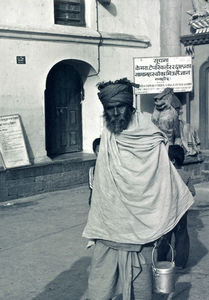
(134, 56, 193, 94)
(0, 114, 30, 169)
(16, 56, 26, 64)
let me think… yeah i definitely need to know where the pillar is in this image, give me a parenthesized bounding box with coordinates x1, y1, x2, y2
(160, 0, 182, 56)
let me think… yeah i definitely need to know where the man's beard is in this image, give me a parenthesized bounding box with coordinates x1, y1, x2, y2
(104, 106, 134, 134)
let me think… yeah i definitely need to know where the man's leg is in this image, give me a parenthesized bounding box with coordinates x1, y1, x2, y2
(157, 231, 172, 262)
(88, 241, 119, 300)
(131, 246, 153, 300)
(173, 212, 189, 268)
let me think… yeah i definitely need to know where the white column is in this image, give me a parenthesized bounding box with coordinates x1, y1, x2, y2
(160, 0, 182, 56)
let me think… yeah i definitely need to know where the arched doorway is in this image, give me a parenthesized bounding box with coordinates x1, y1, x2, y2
(45, 62, 83, 157)
(199, 58, 209, 149)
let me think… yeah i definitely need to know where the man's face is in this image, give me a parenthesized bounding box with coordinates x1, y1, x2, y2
(103, 102, 133, 134)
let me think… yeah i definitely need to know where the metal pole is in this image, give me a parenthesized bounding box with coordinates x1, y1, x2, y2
(186, 92, 190, 124)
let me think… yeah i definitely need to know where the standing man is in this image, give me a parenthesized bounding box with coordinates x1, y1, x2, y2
(83, 78, 194, 300)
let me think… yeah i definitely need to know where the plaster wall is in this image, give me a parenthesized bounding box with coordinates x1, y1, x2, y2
(0, 37, 99, 162)
(0, 0, 97, 33)
(82, 39, 162, 152)
(79, 0, 161, 152)
(181, 0, 193, 36)
(98, 0, 160, 53)
(0, 0, 53, 28)
(0, 0, 161, 161)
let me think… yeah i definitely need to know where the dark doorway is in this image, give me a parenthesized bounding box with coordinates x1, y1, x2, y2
(45, 62, 83, 156)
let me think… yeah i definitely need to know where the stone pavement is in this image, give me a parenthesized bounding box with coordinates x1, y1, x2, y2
(0, 182, 209, 300)
(155, 182, 209, 300)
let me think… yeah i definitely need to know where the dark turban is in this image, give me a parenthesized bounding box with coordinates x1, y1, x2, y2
(97, 78, 139, 107)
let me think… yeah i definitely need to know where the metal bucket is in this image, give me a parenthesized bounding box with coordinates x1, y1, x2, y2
(152, 243, 175, 294)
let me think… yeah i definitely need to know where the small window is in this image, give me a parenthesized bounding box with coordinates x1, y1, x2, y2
(54, 0, 85, 27)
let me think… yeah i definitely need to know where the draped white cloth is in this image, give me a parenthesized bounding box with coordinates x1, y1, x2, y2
(82, 111, 194, 244)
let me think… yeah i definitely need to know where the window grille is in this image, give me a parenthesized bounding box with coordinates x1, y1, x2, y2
(54, 0, 85, 26)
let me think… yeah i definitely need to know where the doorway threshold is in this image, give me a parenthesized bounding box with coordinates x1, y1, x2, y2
(50, 152, 96, 162)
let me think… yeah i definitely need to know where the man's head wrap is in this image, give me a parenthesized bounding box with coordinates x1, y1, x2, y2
(97, 78, 139, 107)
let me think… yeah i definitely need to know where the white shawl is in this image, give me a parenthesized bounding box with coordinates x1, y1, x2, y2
(83, 111, 194, 244)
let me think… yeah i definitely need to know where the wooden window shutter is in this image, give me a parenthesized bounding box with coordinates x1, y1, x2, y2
(54, 0, 85, 26)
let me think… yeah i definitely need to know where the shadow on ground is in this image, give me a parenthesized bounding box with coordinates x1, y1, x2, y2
(152, 207, 208, 300)
(32, 207, 208, 300)
(32, 256, 91, 300)
(187, 209, 208, 268)
(173, 282, 192, 299)
(153, 282, 191, 300)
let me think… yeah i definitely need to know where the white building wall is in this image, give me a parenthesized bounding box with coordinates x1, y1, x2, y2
(98, 0, 160, 49)
(0, 0, 53, 28)
(0, 0, 161, 162)
(83, 0, 161, 152)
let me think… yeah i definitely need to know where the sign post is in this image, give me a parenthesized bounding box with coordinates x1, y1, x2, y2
(186, 92, 191, 124)
(0, 114, 30, 169)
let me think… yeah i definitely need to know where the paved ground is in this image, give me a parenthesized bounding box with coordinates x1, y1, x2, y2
(0, 182, 209, 300)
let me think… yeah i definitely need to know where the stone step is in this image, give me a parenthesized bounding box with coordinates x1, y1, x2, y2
(202, 162, 209, 170)
(200, 150, 209, 161)
(0, 153, 96, 202)
(202, 170, 209, 181)
(193, 175, 206, 184)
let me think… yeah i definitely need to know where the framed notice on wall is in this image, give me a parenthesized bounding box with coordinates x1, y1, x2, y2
(133, 56, 193, 94)
(0, 114, 30, 169)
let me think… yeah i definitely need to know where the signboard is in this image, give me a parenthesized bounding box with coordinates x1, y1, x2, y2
(0, 114, 30, 169)
(134, 56, 193, 94)
(16, 56, 26, 64)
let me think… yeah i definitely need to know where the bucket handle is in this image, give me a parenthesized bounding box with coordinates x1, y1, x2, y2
(152, 243, 174, 269)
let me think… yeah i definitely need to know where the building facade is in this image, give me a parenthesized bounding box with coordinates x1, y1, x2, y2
(0, 0, 208, 200)
(0, 0, 161, 166)
(181, 0, 209, 150)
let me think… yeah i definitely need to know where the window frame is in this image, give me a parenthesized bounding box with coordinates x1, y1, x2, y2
(54, 0, 85, 27)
